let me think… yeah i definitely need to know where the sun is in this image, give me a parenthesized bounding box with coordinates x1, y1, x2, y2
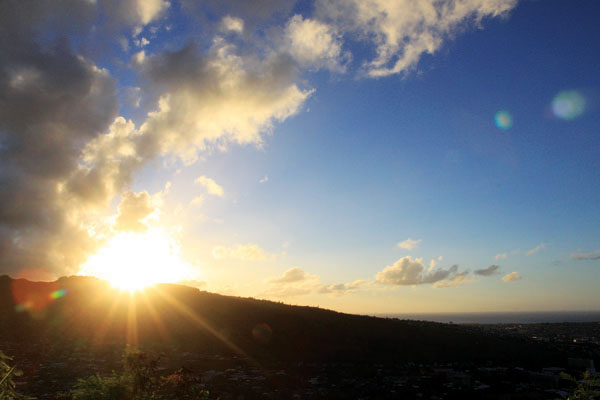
(79, 228, 196, 292)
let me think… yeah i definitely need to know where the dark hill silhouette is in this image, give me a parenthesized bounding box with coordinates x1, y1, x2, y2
(0, 275, 563, 365)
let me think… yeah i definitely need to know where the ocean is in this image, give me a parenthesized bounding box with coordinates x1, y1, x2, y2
(376, 311, 600, 324)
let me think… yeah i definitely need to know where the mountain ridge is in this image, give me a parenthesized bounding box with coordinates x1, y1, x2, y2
(0, 275, 563, 365)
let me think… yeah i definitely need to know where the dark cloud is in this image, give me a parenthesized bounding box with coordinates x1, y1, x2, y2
(474, 264, 500, 276)
(0, 1, 118, 277)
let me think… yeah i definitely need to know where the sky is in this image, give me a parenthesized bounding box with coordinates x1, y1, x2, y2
(1, 0, 599, 314)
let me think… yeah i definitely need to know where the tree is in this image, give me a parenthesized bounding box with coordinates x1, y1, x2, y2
(561, 371, 600, 400)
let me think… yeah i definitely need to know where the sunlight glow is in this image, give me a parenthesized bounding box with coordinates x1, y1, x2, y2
(79, 229, 198, 292)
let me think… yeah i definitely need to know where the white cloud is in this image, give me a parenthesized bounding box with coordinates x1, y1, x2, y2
(284, 14, 348, 71)
(212, 244, 271, 261)
(495, 252, 508, 260)
(525, 242, 546, 256)
(375, 256, 464, 286)
(220, 15, 244, 33)
(397, 238, 421, 250)
(195, 176, 224, 197)
(502, 271, 521, 282)
(136, 0, 170, 25)
(136, 40, 313, 164)
(135, 37, 150, 47)
(259, 175, 269, 183)
(317, 0, 518, 77)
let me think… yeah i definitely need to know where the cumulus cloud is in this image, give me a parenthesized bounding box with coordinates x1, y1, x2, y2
(259, 175, 269, 183)
(101, 0, 170, 30)
(114, 190, 157, 232)
(375, 256, 464, 286)
(571, 250, 600, 260)
(316, 0, 518, 77)
(0, 0, 313, 279)
(397, 238, 421, 250)
(136, 40, 313, 164)
(474, 264, 500, 276)
(195, 176, 224, 197)
(212, 244, 271, 261)
(502, 271, 521, 282)
(0, 1, 119, 277)
(495, 253, 508, 260)
(284, 15, 348, 71)
(525, 242, 546, 256)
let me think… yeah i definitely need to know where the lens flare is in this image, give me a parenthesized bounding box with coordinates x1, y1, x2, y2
(552, 90, 585, 120)
(494, 111, 513, 130)
(50, 289, 67, 299)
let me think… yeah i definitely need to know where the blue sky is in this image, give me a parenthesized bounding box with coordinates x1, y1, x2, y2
(1, 0, 599, 313)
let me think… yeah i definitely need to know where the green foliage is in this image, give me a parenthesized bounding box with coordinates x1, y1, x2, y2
(69, 348, 209, 400)
(561, 371, 600, 400)
(0, 350, 32, 400)
(70, 373, 128, 400)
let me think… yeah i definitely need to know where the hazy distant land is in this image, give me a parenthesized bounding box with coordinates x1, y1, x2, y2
(379, 311, 600, 324)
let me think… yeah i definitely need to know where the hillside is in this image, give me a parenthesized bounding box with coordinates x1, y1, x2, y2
(0, 275, 562, 365)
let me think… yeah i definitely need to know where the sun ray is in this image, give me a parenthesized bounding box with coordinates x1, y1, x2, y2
(152, 285, 259, 367)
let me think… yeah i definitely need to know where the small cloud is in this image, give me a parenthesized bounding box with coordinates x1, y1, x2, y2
(571, 250, 600, 260)
(134, 37, 150, 47)
(268, 267, 306, 283)
(263, 267, 320, 298)
(259, 175, 269, 183)
(502, 272, 521, 282)
(525, 243, 546, 256)
(375, 256, 464, 286)
(220, 15, 244, 34)
(195, 176, 224, 197)
(318, 280, 366, 296)
(397, 238, 421, 250)
(495, 249, 521, 260)
(433, 271, 473, 289)
(474, 265, 500, 276)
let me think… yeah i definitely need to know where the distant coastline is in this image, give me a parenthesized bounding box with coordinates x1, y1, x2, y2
(376, 311, 600, 324)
